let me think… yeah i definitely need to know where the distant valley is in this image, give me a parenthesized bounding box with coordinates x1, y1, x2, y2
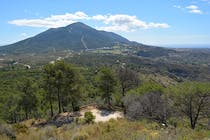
(1, 22, 210, 83)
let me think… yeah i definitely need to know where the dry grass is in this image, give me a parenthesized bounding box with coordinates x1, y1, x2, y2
(0, 119, 209, 140)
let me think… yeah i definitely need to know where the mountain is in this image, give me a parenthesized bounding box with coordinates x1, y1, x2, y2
(0, 22, 133, 53)
(0, 22, 175, 57)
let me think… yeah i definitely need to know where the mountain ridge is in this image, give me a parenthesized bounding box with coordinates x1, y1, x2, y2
(0, 22, 133, 53)
(0, 22, 172, 56)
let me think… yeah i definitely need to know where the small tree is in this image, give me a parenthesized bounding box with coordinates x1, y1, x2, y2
(18, 78, 38, 119)
(2, 94, 20, 123)
(171, 81, 210, 129)
(117, 67, 140, 113)
(62, 63, 83, 112)
(123, 82, 169, 124)
(43, 60, 83, 115)
(97, 67, 117, 106)
(43, 64, 56, 117)
(118, 67, 139, 97)
(84, 111, 95, 124)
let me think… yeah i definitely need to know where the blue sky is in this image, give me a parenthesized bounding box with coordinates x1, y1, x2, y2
(0, 0, 210, 47)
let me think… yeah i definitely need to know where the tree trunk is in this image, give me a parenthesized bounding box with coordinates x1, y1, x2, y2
(50, 95, 54, 117)
(191, 96, 204, 129)
(25, 111, 28, 120)
(191, 121, 196, 129)
(61, 95, 66, 112)
(62, 101, 65, 112)
(57, 87, 61, 113)
(189, 97, 195, 129)
(122, 86, 125, 97)
(71, 102, 75, 112)
(14, 111, 17, 123)
(123, 104, 126, 114)
(121, 86, 126, 113)
(108, 99, 111, 106)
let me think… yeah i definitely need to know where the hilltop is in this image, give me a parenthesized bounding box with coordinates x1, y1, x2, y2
(0, 22, 173, 57)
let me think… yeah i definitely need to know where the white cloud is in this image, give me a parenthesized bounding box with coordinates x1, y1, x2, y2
(189, 9, 203, 14)
(97, 25, 134, 32)
(9, 19, 76, 28)
(186, 5, 203, 14)
(186, 5, 198, 9)
(93, 14, 169, 31)
(92, 15, 107, 20)
(174, 4, 204, 14)
(9, 11, 89, 28)
(9, 12, 170, 32)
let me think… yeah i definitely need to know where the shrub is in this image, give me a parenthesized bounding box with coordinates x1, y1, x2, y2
(123, 91, 170, 124)
(168, 118, 178, 128)
(84, 112, 95, 124)
(0, 124, 16, 139)
(73, 132, 89, 140)
(13, 123, 28, 134)
(43, 125, 56, 138)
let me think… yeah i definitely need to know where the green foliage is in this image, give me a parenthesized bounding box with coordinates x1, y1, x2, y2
(43, 60, 83, 114)
(73, 131, 89, 140)
(13, 124, 28, 134)
(169, 81, 210, 96)
(167, 118, 178, 128)
(97, 67, 117, 105)
(18, 78, 38, 120)
(118, 67, 139, 97)
(84, 112, 95, 124)
(137, 47, 174, 58)
(0, 53, 210, 136)
(168, 81, 210, 129)
(0, 94, 20, 123)
(127, 81, 164, 96)
(0, 69, 43, 122)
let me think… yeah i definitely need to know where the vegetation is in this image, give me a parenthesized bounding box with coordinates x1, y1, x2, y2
(124, 82, 168, 124)
(18, 78, 38, 120)
(168, 82, 210, 129)
(0, 119, 210, 140)
(0, 56, 209, 139)
(0, 22, 131, 53)
(97, 67, 117, 106)
(43, 61, 82, 113)
(0, 22, 210, 140)
(84, 112, 95, 124)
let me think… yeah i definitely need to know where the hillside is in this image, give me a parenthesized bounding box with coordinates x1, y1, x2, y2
(0, 22, 174, 57)
(0, 22, 132, 53)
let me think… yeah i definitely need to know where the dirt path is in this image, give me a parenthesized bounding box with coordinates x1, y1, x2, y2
(80, 108, 124, 122)
(81, 36, 88, 50)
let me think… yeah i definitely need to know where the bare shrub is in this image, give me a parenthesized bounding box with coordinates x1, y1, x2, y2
(0, 124, 16, 139)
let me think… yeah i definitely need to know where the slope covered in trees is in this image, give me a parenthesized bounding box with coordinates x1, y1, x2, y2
(0, 60, 209, 139)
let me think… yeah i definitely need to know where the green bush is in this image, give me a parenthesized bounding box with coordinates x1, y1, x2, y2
(84, 112, 95, 124)
(168, 118, 178, 128)
(13, 123, 28, 134)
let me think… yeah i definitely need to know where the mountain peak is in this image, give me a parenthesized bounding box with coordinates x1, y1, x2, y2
(65, 22, 93, 30)
(70, 22, 87, 26)
(0, 22, 132, 53)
